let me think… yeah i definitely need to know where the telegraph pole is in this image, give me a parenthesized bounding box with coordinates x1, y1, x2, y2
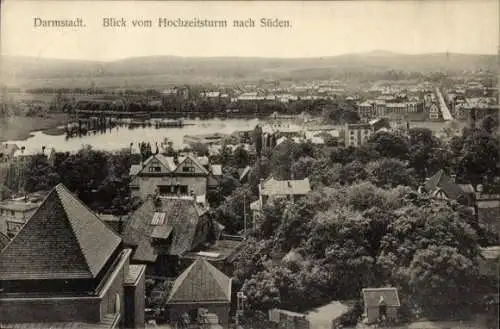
(243, 193, 247, 236)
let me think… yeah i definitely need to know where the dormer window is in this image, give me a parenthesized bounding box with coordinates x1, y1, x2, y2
(149, 166, 161, 172)
(183, 166, 195, 173)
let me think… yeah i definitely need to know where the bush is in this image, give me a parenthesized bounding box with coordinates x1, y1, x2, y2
(338, 299, 363, 327)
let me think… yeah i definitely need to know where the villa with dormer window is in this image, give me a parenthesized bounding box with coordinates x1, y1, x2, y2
(129, 154, 222, 201)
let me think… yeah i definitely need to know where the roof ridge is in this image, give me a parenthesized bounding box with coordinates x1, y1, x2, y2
(167, 259, 199, 301)
(56, 184, 122, 241)
(154, 154, 174, 172)
(54, 185, 93, 275)
(436, 169, 446, 185)
(203, 258, 230, 299)
(176, 154, 209, 174)
(54, 184, 122, 277)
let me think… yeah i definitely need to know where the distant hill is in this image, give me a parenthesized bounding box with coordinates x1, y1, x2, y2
(1, 52, 497, 88)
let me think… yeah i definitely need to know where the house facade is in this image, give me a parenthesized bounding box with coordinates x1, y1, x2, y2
(0, 199, 40, 237)
(166, 258, 232, 327)
(428, 103, 441, 121)
(357, 101, 376, 119)
(362, 287, 400, 324)
(0, 184, 146, 329)
(344, 118, 391, 147)
(344, 123, 373, 147)
(251, 177, 311, 220)
(129, 154, 221, 200)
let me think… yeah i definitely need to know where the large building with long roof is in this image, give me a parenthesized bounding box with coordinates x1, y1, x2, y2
(0, 184, 146, 329)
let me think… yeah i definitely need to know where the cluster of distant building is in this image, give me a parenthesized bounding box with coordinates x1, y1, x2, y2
(444, 80, 499, 122)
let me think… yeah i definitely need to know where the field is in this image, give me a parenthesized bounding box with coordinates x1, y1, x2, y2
(0, 113, 69, 142)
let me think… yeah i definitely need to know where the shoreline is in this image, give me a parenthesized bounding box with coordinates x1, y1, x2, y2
(0, 113, 69, 143)
(0, 112, 454, 145)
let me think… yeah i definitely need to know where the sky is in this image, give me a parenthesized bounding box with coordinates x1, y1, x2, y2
(1, 0, 499, 61)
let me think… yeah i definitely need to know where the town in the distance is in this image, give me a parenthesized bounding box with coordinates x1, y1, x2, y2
(0, 53, 499, 329)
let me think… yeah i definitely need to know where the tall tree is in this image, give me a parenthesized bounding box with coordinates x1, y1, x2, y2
(367, 130, 410, 160)
(24, 154, 60, 193)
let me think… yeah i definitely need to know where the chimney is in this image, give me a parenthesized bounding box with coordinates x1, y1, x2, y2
(21, 146, 25, 154)
(118, 216, 124, 234)
(42, 146, 46, 154)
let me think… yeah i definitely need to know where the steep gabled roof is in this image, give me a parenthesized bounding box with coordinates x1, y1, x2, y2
(137, 154, 176, 175)
(0, 184, 122, 280)
(175, 155, 210, 175)
(129, 164, 142, 176)
(123, 196, 210, 262)
(156, 154, 177, 171)
(424, 170, 464, 200)
(0, 232, 10, 251)
(167, 258, 231, 304)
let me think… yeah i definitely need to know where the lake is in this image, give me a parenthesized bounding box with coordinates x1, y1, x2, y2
(3, 117, 454, 153)
(4, 118, 304, 152)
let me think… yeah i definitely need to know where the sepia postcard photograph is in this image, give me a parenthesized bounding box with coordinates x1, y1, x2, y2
(0, 0, 499, 328)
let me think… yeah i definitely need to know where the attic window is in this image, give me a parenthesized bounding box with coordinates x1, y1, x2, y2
(183, 166, 195, 173)
(149, 166, 161, 173)
(152, 212, 166, 225)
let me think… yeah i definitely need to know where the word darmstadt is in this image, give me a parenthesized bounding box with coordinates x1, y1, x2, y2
(33, 17, 85, 27)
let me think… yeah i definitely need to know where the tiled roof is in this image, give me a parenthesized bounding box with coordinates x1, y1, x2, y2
(424, 170, 464, 200)
(306, 301, 350, 326)
(362, 287, 400, 308)
(156, 154, 177, 172)
(0, 184, 121, 280)
(123, 196, 210, 261)
(177, 155, 210, 175)
(0, 232, 10, 251)
(129, 164, 142, 176)
(260, 177, 311, 196)
(136, 154, 209, 176)
(167, 258, 231, 304)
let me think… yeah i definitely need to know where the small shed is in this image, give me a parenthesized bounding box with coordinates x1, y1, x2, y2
(362, 287, 400, 324)
(166, 258, 232, 326)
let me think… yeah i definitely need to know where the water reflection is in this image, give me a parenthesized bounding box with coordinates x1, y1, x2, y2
(5, 118, 290, 152)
